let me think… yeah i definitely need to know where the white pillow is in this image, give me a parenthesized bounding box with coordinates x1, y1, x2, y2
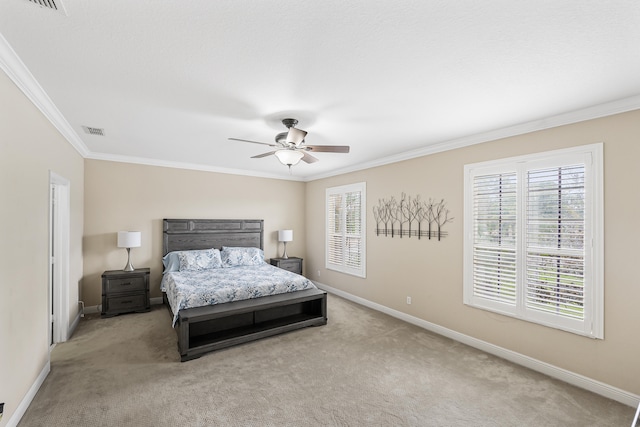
(221, 247, 265, 267)
(176, 248, 223, 271)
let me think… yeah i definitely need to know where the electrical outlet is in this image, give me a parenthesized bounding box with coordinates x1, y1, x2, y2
(406, 296, 412, 305)
(317, 270, 321, 277)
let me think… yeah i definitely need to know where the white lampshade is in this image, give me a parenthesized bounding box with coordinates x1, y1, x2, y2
(274, 149, 304, 166)
(117, 231, 141, 248)
(278, 229, 293, 242)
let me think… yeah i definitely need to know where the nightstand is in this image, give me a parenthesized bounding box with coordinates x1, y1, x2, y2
(270, 257, 303, 275)
(101, 268, 150, 317)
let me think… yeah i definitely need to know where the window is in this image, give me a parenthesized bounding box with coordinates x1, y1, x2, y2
(326, 182, 366, 278)
(463, 144, 603, 338)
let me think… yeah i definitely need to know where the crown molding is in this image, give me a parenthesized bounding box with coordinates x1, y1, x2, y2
(3, 30, 639, 182)
(0, 32, 89, 157)
(304, 95, 640, 182)
(85, 152, 305, 182)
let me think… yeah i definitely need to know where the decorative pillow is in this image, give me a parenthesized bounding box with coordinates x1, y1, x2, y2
(221, 246, 265, 267)
(177, 248, 223, 271)
(162, 251, 181, 274)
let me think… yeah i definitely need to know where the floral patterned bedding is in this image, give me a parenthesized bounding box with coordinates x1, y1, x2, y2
(160, 262, 317, 326)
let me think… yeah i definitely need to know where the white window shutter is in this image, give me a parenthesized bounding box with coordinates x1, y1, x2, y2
(464, 143, 603, 339)
(472, 172, 518, 305)
(327, 193, 343, 266)
(326, 183, 366, 278)
(525, 165, 585, 320)
(344, 191, 362, 269)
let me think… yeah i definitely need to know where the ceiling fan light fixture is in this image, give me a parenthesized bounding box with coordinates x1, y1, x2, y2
(274, 149, 304, 166)
(286, 127, 307, 146)
(230, 116, 350, 169)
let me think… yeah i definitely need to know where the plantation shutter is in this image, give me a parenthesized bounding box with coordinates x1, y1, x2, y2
(525, 165, 585, 320)
(327, 193, 344, 266)
(326, 183, 366, 277)
(472, 172, 518, 305)
(344, 191, 362, 269)
(464, 144, 602, 338)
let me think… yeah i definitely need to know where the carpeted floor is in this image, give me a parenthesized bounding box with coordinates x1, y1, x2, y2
(19, 293, 632, 426)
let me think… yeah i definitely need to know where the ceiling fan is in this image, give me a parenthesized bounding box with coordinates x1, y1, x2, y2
(228, 118, 350, 169)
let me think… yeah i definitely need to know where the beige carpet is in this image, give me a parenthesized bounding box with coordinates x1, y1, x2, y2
(19, 294, 631, 426)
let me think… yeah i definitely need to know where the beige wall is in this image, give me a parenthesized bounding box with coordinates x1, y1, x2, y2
(83, 160, 306, 306)
(305, 109, 640, 395)
(0, 70, 84, 426)
(5, 55, 639, 423)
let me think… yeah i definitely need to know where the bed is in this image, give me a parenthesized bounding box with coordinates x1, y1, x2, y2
(162, 218, 327, 362)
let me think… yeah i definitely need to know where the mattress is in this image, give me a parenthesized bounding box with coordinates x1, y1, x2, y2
(160, 262, 317, 326)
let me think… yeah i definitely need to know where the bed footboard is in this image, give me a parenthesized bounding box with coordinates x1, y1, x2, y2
(171, 288, 327, 362)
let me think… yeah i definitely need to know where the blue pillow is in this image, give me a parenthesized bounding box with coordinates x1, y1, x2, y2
(162, 251, 181, 273)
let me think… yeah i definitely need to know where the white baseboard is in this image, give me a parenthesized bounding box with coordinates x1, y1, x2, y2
(6, 359, 50, 427)
(68, 311, 81, 338)
(83, 297, 164, 315)
(83, 304, 100, 314)
(315, 281, 640, 408)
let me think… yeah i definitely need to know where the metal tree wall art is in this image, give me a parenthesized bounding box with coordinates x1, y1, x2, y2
(372, 193, 453, 240)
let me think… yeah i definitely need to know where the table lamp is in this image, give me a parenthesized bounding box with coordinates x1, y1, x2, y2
(117, 231, 141, 271)
(278, 229, 293, 259)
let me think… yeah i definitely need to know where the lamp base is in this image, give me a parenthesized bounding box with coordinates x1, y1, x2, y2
(123, 248, 135, 271)
(281, 242, 289, 259)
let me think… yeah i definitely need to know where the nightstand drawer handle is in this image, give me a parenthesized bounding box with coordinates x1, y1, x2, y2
(121, 282, 132, 286)
(121, 300, 132, 304)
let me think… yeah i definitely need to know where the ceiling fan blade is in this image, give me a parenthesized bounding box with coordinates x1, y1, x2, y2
(229, 137, 277, 147)
(301, 151, 319, 164)
(286, 127, 307, 146)
(251, 151, 276, 159)
(305, 145, 350, 153)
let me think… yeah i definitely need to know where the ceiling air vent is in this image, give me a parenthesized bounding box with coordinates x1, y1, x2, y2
(26, 0, 67, 14)
(82, 126, 105, 136)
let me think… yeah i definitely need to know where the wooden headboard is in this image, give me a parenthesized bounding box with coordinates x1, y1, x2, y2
(163, 219, 264, 255)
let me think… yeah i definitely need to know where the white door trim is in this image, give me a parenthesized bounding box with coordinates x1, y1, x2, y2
(49, 171, 70, 345)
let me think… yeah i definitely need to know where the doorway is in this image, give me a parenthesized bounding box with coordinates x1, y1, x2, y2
(49, 172, 70, 348)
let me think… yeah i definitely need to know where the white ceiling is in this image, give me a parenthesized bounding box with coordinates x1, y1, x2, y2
(1, 1, 640, 181)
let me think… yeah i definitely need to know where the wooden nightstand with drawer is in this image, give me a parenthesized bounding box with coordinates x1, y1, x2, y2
(101, 268, 150, 317)
(270, 257, 303, 276)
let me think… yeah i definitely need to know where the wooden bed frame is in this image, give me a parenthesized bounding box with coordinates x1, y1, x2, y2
(163, 218, 327, 362)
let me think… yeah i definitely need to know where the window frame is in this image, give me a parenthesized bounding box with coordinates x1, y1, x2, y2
(463, 143, 603, 339)
(325, 182, 367, 278)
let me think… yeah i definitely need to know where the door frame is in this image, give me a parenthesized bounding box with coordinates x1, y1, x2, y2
(49, 171, 70, 346)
